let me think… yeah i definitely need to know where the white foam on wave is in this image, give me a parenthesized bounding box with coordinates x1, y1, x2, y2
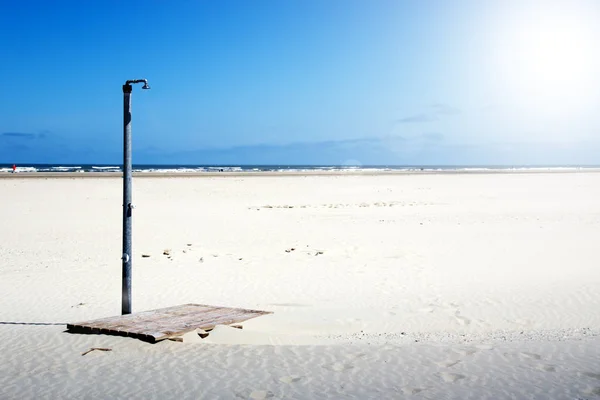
(134, 166, 245, 173)
(134, 168, 203, 173)
(44, 166, 83, 172)
(270, 167, 391, 173)
(91, 166, 120, 171)
(206, 166, 243, 172)
(0, 165, 595, 174)
(0, 167, 39, 173)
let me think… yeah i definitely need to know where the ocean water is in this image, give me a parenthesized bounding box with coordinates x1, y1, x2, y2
(0, 164, 596, 174)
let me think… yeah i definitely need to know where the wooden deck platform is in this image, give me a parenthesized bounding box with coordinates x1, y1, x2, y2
(67, 304, 272, 343)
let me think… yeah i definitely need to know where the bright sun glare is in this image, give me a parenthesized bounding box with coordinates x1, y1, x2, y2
(517, 20, 591, 87)
(490, 2, 599, 112)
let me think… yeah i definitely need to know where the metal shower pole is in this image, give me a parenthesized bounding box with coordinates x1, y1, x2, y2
(122, 79, 150, 315)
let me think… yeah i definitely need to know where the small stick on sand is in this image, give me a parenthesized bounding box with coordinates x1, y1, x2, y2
(81, 347, 112, 356)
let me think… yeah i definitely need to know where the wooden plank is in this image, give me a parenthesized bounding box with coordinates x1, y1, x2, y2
(150, 312, 265, 341)
(67, 303, 272, 342)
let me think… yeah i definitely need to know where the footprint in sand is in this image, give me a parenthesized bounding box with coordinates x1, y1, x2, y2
(519, 352, 542, 360)
(279, 376, 303, 384)
(248, 390, 274, 400)
(535, 364, 556, 372)
(583, 387, 600, 396)
(323, 362, 354, 372)
(502, 352, 544, 364)
(400, 386, 428, 395)
(439, 372, 466, 383)
(434, 360, 461, 368)
(452, 347, 478, 357)
(453, 312, 471, 326)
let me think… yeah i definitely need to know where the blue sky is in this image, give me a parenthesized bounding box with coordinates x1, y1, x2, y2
(1, 0, 599, 165)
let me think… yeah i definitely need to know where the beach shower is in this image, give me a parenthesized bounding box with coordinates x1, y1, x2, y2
(121, 79, 150, 315)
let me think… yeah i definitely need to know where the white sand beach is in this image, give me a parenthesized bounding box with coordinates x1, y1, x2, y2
(1, 171, 599, 399)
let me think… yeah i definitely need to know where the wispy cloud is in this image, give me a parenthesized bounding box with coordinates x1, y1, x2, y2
(395, 114, 438, 123)
(1, 132, 48, 139)
(422, 132, 444, 141)
(396, 103, 460, 124)
(2, 132, 36, 139)
(430, 103, 460, 115)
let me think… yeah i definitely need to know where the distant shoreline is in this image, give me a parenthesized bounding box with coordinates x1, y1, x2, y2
(1, 168, 600, 179)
